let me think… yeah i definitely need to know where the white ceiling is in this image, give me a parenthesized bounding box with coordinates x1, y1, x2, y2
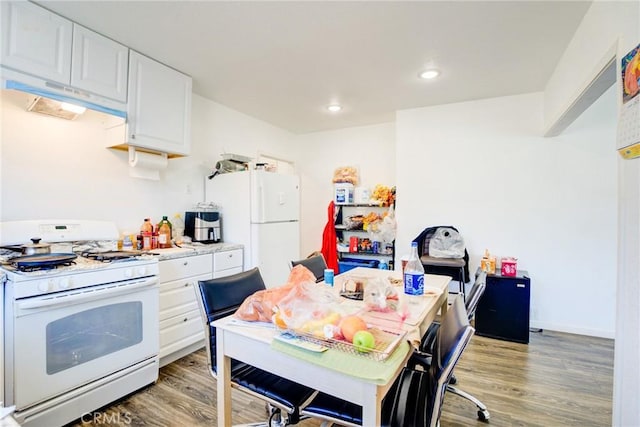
(36, 1, 592, 134)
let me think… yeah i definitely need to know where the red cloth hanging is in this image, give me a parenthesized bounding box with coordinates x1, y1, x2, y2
(321, 201, 339, 273)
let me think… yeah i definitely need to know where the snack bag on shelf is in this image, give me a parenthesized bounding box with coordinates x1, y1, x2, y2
(332, 166, 359, 186)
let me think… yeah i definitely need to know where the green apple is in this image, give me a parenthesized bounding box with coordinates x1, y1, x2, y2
(352, 330, 376, 353)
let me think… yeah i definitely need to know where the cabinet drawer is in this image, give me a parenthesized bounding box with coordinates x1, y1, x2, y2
(214, 249, 243, 272)
(159, 254, 212, 282)
(159, 309, 204, 359)
(159, 273, 210, 321)
(213, 266, 243, 279)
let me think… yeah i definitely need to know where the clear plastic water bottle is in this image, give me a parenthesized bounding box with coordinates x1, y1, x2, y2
(404, 242, 425, 295)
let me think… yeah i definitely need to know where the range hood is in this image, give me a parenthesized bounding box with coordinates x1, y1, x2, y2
(2, 74, 127, 119)
(26, 96, 85, 120)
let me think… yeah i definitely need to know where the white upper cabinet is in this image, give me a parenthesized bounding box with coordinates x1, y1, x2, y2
(127, 51, 192, 156)
(1, 1, 72, 84)
(1, 1, 128, 104)
(71, 25, 128, 102)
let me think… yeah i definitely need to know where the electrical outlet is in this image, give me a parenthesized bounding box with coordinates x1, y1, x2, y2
(186, 184, 192, 195)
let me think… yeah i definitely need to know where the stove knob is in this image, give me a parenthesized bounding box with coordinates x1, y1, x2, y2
(124, 268, 133, 278)
(38, 281, 51, 292)
(59, 277, 70, 289)
(136, 266, 147, 277)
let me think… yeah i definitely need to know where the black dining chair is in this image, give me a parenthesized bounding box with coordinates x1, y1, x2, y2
(300, 296, 475, 427)
(194, 268, 317, 426)
(410, 271, 490, 421)
(413, 225, 470, 301)
(290, 253, 328, 283)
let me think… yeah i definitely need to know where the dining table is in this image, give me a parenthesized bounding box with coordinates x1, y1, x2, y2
(213, 267, 451, 426)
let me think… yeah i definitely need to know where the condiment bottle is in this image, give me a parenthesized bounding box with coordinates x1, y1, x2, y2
(157, 216, 172, 249)
(122, 235, 134, 251)
(141, 218, 153, 250)
(151, 226, 159, 250)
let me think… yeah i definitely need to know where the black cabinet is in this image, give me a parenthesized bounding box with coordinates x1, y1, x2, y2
(475, 269, 530, 344)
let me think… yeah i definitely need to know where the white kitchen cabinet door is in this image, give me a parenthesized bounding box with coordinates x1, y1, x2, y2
(127, 51, 192, 156)
(0, 1, 72, 84)
(71, 24, 128, 102)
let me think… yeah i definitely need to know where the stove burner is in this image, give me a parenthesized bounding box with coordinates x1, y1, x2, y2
(81, 250, 151, 262)
(9, 253, 79, 272)
(17, 260, 76, 272)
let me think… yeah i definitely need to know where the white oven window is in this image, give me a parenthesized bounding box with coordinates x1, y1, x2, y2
(46, 302, 143, 375)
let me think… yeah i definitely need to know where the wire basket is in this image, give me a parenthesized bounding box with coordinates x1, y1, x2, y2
(284, 327, 406, 361)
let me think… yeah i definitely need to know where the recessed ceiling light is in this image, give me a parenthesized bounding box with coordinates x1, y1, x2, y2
(327, 104, 342, 112)
(419, 69, 440, 80)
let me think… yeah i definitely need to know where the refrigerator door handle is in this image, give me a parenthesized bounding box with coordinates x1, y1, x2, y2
(258, 182, 266, 222)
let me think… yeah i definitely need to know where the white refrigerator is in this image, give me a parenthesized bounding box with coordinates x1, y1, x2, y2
(205, 170, 300, 288)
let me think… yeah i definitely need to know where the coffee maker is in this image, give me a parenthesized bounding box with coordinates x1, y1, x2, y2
(185, 211, 221, 243)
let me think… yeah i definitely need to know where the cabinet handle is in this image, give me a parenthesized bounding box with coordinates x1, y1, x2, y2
(183, 317, 188, 322)
(183, 261, 188, 266)
(184, 282, 190, 287)
(131, 134, 136, 139)
(517, 284, 525, 288)
(228, 254, 233, 258)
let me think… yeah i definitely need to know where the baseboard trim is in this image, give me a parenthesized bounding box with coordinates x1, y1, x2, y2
(530, 321, 614, 339)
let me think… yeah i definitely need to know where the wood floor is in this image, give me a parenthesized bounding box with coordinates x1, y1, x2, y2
(68, 330, 613, 427)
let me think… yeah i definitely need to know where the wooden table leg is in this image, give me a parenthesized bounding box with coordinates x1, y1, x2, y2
(216, 330, 232, 427)
(361, 385, 382, 426)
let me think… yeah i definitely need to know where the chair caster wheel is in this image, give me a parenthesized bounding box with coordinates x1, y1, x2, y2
(478, 409, 490, 422)
(449, 375, 457, 385)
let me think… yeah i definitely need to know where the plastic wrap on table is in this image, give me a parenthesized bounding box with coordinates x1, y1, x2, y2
(275, 280, 346, 336)
(234, 265, 317, 322)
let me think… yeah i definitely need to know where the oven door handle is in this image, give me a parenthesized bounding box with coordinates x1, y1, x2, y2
(16, 278, 158, 310)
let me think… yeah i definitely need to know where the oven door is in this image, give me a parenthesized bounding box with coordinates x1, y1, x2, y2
(9, 277, 159, 410)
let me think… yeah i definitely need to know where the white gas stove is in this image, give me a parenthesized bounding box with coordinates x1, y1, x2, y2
(0, 220, 160, 427)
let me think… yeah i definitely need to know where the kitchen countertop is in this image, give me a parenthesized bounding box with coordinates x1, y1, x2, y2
(150, 242, 243, 261)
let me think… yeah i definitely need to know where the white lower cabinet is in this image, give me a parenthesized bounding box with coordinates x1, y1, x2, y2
(158, 254, 212, 367)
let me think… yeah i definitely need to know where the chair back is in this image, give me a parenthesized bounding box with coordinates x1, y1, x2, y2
(194, 267, 266, 375)
(413, 225, 470, 283)
(465, 271, 487, 320)
(429, 296, 475, 426)
(290, 254, 327, 283)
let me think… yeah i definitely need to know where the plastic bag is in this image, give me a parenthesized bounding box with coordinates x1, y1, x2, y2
(235, 265, 316, 322)
(363, 277, 400, 312)
(428, 227, 465, 258)
(368, 206, 396, 244)
(276, 281, 345, 337)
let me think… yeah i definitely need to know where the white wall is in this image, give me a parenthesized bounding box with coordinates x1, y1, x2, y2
(395, 90, 618, 338)
(543, 0, 638, 132)
(0, 91, 295, 236)
(544, 1, 640, 424)
(295, 122, 395, 258)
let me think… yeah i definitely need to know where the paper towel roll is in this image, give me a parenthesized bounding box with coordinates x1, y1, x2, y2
(128, 148, 168, 180)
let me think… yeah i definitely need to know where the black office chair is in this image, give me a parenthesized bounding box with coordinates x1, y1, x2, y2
(290, 253, 327, 283)
(414, 226, 470, 300)
(195, 268, 317, 426)
(410, 271, 490, 421)
(300, 296, 475, 427)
